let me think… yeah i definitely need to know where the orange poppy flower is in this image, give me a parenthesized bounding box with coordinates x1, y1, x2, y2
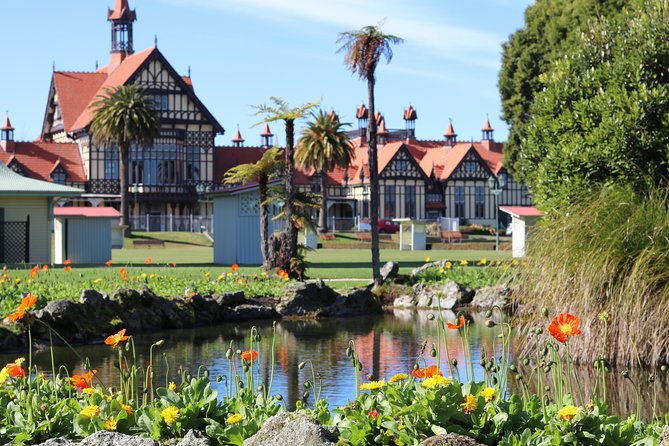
(145, 257, 152, 265)
(41, 264, 49, 273)
(30, 265, 39, 278)
(447, 315, 466, 330)
(105, 260, 112, 267)
(231, 263, 239, 273)
(70, 369, 97, 389)
(412, 365, 442, 379)
(5, 361, 25, 378)
(241, 350, 258, 362)
(172, 262, 177, 268)
(64, 259, 71, 266)
(7, 293, 38, 322)
(64, 266, 72, 272)
(277, 269, 287, 278)
(104, 329, 129, 348)
(548, 313, 581, 343)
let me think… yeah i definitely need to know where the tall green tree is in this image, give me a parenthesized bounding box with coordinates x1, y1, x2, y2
(224, 147, 283, 270)
(498, 0, 635, 174)
(90, 85, 159, 233)
(518, 2, 669, 210)
(338, 25, 403, 284)
(296, 110, 353, 233)
(254, 97, 320, 275)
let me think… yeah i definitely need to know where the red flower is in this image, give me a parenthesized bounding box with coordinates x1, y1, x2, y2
(241, 350, 258, 362)
(548, 313, 581, 343)
(104, 329, 129, 348)
(63, 259, 71, 266)
(172, 262, 177, 268)
(145, 257, 152, 265)
(368, 410, 379, 420)
(105, 260, 112, 267)
(64, 266, 72, 272)
(5, 361, 25, 378)
(41, 265, 49, 273)
(70, 369, 97, 389)
(447, 315, 466, 330)
(120, 268, 128, 282)
(7, 293, 38, 322)
(412, 365, 442, 379)
(30, 265, 39, 278)
(231, 263, 239, 273)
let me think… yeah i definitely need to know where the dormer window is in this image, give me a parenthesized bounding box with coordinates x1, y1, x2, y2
(8, 160, 24, 176)
(52, 167, 67, 184)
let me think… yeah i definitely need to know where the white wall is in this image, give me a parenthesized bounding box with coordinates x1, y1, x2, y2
(62, 218, 112, 264)
(0, 197, 50, 264)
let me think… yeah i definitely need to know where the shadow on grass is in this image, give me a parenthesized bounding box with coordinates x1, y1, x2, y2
(126, 233, 211, 248)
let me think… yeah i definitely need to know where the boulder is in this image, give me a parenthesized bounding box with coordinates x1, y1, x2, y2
(0, 326, 22, 350)
(109, 288, 142, 307)
(33, 300, 92, 342)
(175, 430, 211, 446)
(414, 281, 474, 309)
(419, 434, 483, 446)
(243, 413, 338, 446)
(327, 288, 382, 317)
(659, 425, 669, 446)
(276, 280, 338, 317)
(380, 261, 399, 283)
(213, 291, 247, 307)
(411, 259, 448, 276)
(186, 294, 224, 325)
(471, 285, 510, 309)
(224, 304, 275, 321)
(392, 295, 416, 308)
(80, 431, 159, 446)
(80, 289, 104, 306)
(32, 438, 74, 446)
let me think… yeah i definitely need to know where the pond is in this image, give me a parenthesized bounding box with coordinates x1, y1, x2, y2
(3, 310, 667, 420)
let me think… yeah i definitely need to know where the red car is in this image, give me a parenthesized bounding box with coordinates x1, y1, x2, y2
(378, 219, 400, 233)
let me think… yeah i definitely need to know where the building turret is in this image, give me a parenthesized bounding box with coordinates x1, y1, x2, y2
(444, 119, 457, 147)
(482, 117, 494, 141)
(378, 118, 389, 146)
(260, 124, 274, 147)
(1, 115, 15, 153)
(108, 0, 137, 71)
(355, 104, 368, 139)
(403, 105, 417, 140)
(232, 126, 245, 147)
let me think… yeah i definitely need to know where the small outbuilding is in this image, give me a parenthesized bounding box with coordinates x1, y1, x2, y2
(394, 218, 428, 251)
(0, 163, 82, 264)
(499, 206, 544, 258)
(53, 207, 122, 265)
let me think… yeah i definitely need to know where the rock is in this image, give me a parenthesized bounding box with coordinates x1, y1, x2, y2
(380, 261, 399, 283)
(0, 326, 22, 350)
(186, 294, 224, 325)
(33, 438, 74, 446)
(471, 285, 511, 309)
(414, 281, 474, 309)
(243, 413, 338, 446)
(392, 295, 416, 308)
(175, 430, 211, 446)
(80, 431, 159, 446)
(659, 426, 669, 446)
(213, 291, 247, 307)
(328, 288, 382, 317)
(411, 260, 448, 276)
(33, 300, 90, 342)
(419, 434, 483, 446)
(80, 289, 104, 306)
(276, 280, 338, 317)
(109, 288, 142, 306)
(224, 304, 275, 321)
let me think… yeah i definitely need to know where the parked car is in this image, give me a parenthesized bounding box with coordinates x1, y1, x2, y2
(378, 219, 400, 233)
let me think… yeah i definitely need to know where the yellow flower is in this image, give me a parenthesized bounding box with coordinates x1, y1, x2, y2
(14, 358, 25, 365)
(161, 406, 180, 425)
(460, 394, 478, 413)
(120, 403, 134, 415)
(388, 373, 409, 384)
(557, 405, 579, 422)
(15, 278, 21, 284)
(106, 395, 113, 402)
(511, 259, 519, 266)
(425, 256, 431, 263)
(226, 413, 243, 425)
(480, 387, 496, 402)
(477, 258, 487, 266)
(0, 367, 9, 385)
(459, 260, 468, 266)
(168, 381, 177, 392)
(445, 261, 452, 269)
(360, 380, 387, 391)
(438, 268, 445, 274)
(140, 273, 147, 279)
(80, 405, 101, 418)
(150, 273, 157, 279)
(421, 375, 452, 389)
(82, 387, 96, 395)
(104, 417, 117, 431)
(261, 271, 267, 277)
(217, 274, 225, 281)
(204, 271, 211, 277)
(93, 278, 103, 284)
(226, 272, 232, 277)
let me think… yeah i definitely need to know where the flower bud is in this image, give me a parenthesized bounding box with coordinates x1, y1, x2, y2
(345, 347, 353, 358)
(491, 376, 498, 385)
(451, 358, 458, 367)
(430, 346, 437, 358)
(427, 313, 435, 321)
(523, 358, 530, 366)
(304, 381, 311, 389)
(621, 370, 630, 379)
(275, 394, 283, 401)
(515, 374, 523, 381)
(542, 308, 549, 318)
(303, 391, 310, 400)
(155, 340, 165, 347)
(226, 349, 233, 359)
(479, 358, 487, 367)
(216, 376, 223, 382)
(509, 364, 517, 373)
(485, 320, 496, 328)
(534, 328, 543, 335)
(257, 385, 264, 392)
(485, 309, 493, 318)
(203, 370, 210, 379)
(298, 362, 306, 370)
(661, 365, 668, 373)
(236, 349, 242, 355)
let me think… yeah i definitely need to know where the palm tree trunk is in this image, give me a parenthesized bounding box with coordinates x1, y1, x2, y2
(284, 119, 298, 261)
(367, 74, 381, 283)
(119, 142, 130, 236)
(259, 174, 270, 270)
(319, 168, 328, 233)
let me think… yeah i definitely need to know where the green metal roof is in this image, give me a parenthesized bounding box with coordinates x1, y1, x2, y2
(0, 162, 83, 197)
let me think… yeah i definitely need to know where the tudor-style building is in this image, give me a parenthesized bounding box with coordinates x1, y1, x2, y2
(27, 0, 223, 230)
(215, 107, 531, 228)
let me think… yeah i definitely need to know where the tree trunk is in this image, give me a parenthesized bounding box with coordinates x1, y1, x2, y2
(319, 168, 328, 233)
(367, 74, 381, 283)
(119, 142, 130, 236)
(284, 119, 298, 262)
(259, 174, 270, 270)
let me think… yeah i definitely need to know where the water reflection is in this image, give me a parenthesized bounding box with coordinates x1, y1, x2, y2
(2, 311, 666, 420)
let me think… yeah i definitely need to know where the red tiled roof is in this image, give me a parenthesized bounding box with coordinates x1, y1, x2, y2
(444, 122, 456, 137)
(108, 0, 136, 21)
(54, 207, 122, 218)
(71, 47, 155, 131)
(2, 116, 14, 131)
(213, 147, 265, 183)
(260, 124, 273, 137)
(0, 142, 86, 183)
(482, 118, 494, 131)
(232, 129, 244, 143)
(499, 206, 543, 218)
(52, 72, 107, 132)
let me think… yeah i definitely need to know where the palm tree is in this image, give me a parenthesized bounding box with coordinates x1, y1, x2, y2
(224, 147, 283, 270)
(296, 110, 353, 233)
(253, 97, 320, 271)
(90, 85, 159, 233)
(337, 25, 403, 284)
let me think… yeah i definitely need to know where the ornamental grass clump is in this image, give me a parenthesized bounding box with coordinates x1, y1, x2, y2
(514, 186, 669, 368)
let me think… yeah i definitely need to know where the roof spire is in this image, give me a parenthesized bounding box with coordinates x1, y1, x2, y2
(482, 114, 494, 141)
(154, 35, 158, 47)
(52, 60, 56, 72)
(108, 0, 137, 70)
(232, 124, 245, 147)
(188, 66, 191, 78)
(260, 124, 274, 147)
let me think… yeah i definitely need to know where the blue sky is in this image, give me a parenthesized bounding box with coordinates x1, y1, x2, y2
(0, 0, 532, 145)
